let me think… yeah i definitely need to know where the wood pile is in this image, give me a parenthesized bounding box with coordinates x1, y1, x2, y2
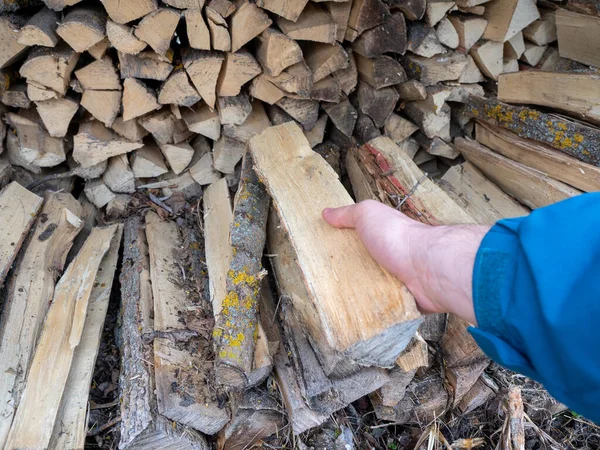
(0, 0, 599, 448)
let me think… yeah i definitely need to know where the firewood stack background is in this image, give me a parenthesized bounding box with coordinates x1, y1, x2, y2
(0, 0, 599, 448)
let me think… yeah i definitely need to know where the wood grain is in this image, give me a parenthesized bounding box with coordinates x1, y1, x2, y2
(0, 182, 43, 286)
(249, 123, 421, 368)
(456, 137, 581, 209)
(5, 225, 118, 450)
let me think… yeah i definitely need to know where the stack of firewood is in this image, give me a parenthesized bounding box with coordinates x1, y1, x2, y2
(0, 0, 599, 448)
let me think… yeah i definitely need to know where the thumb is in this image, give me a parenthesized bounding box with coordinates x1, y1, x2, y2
(322, 204, 359, 229)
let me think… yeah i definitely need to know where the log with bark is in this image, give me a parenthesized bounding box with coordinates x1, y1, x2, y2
(145, 211, 230, 434)
(213, 153, 270, 389)
(498, 71, 600, 126)
(345, 136, 493, 412)
(119, 217, 210, 449)
(455, 137, 581, 209)
(475, 122, 600, 193)
(467, 95, 600, 166)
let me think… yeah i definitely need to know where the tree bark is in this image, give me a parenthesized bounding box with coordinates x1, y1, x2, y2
(468, 95, 600, 167)
(215, 153, 270, 389)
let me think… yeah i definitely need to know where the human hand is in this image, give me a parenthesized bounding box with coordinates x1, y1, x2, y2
(323, 200, 489, 324)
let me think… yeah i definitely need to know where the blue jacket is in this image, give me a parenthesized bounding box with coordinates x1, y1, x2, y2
(469, 193, 600, 422)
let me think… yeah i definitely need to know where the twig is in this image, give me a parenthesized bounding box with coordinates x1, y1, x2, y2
(87, 416, 122, 437)
(523, 412, 565, 450)
(148, 193, 174, 215)
(178, 262, 186, 282)
(272, 294, 289, 326)
(90, 400, 119, 410)
(507, 386, 525, 450)
(369, 421, 408, 430)
(397, 172, 429, 209)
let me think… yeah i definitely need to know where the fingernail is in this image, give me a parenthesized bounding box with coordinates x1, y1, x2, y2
(322, 208, 333, 216)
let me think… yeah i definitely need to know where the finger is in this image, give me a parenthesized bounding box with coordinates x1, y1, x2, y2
(322, 204, 358, 229)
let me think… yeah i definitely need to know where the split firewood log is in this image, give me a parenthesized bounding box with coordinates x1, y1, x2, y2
(439, 161, 529, 224)
(119, 217, 210, 449)
(346, 137, 492, 407)
(18, 7, 60, 47)
(49, 225, 123, 449)
(475, 122, 600, 192)
(213, 154, 270, 389)
(456, 138, 581, 209)
(5, 225, 119, 450)
(250, 123, 422, 375)
(145, 211, 231, 433)
(0, 193, 81, 447)
(467, 95, 600, 166)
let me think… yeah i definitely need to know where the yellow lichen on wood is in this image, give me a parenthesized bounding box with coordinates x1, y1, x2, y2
(229, 268, 258, 288)
(468, 95, 600, 166)
(221, 291, 240, 313)
(485, 104, 514, 124)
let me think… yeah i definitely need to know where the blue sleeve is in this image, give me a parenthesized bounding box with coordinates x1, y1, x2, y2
(469, 193, 600, 423)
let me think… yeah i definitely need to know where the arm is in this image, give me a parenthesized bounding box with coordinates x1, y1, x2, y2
(323, 196, 600, 423)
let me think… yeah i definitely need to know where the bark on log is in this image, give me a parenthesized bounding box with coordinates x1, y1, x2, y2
(214, 153, 270, 389)
(467, 95, 600, 166)
(18, 7, 59, 47)
(353, 12, 407, 57)
(119, 51, 173, 81)
(19, 44, 79, 95)
(204, 179, 273, 390)
(352, 138, 473, 224)
(0, 14, 28, 69)
(56, 6, 107, 53)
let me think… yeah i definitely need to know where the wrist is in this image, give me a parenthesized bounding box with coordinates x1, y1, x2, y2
(408, 224, 490, 324)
